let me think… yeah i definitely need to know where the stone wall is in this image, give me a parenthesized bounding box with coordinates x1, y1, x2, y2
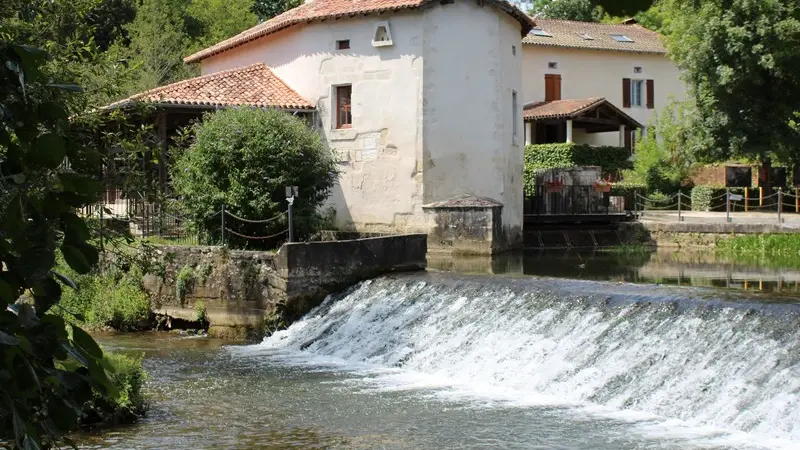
(618, 222, 800, 248)
(143, 234, 427, 339)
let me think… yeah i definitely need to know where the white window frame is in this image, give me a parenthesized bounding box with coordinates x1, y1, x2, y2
(630, 79, 645, 108)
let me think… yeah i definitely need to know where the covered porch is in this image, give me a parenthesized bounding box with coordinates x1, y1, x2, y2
(96, 63, 316, 231)
(523, 97, 642, 149)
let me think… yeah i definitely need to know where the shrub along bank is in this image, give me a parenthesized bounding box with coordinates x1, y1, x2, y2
(524, 143, 632, 195)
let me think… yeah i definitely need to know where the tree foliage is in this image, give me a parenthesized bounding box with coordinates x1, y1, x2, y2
(251, 0, 301, 21)
(187, 0, 259, 50)
(664, 0, 800, 169)
(0, 42, 121, 448)
(529, 0, 606, 21)
(625, 101, 697, 193)
(171, 108, 337, 248)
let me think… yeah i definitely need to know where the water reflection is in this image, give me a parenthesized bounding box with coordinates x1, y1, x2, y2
(428, 249, 800, 295)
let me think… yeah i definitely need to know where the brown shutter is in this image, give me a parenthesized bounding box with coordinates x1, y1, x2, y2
(622, 78, 631, 108)
(646, 79, 655, 109)
(554, 74, 562, 101)
(545, 75, 553, 101)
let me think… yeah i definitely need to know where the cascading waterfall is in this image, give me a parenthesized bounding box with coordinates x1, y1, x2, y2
(259, 273, 800, 444)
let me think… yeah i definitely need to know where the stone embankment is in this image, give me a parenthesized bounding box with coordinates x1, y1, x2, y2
(143, 234, 427, 339)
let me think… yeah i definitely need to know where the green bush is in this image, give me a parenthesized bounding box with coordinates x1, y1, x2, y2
(59, 265, 152, 331)
(690, 185, 747, 211)
(690, 185, 716, 211)
(176, 265, 195, 303)
(644, 191, 674, 209)
(524, 143, 632, 195)
(171, 108, 338, 248)
(82, 352, 148, 426)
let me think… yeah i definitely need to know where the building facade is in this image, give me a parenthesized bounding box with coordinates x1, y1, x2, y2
(520, 18, 685, 148)
(183, 0, 533, 252)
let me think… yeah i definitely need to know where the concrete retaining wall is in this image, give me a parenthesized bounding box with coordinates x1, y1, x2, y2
(143, 234, 426, 339)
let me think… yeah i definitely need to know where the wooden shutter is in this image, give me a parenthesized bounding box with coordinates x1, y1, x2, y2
(545, 75, 554, 101)
(646, 79, 655, 109)
(554, 74, 561, 101)
(622, 78, 631, 108)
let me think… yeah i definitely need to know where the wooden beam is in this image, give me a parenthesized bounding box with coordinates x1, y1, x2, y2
(574, 117, 621, 126)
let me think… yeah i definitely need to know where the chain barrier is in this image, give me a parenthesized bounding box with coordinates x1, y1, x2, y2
(224, 209, 286, 224)
(225, 227, 288, 241)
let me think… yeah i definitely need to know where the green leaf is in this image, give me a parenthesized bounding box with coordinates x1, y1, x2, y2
(22, 435, 42, 450)
(60, 342, 90, 367)
(61, 243, 98, 274)
(32, 277, 61, 298)
(0, 330, 19, 346)
(51, 271, 77, 290)
(61, 213, 90, 244)
(17, 304, 39, 329)
(70, 325, 103, 360)
(30, 134, 67, 169)
(0, 278, 14, 306)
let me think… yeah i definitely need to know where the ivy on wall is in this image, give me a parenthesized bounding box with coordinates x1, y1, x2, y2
(523, 143, 633, 195)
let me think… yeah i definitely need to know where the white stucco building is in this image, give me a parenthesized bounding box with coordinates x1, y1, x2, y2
(178, 0, 534, 252)
(519, 18, 685, 149)
(111, 4, 684, 253)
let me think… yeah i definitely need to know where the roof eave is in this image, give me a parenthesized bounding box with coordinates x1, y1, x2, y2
(520, 41, 666, 55)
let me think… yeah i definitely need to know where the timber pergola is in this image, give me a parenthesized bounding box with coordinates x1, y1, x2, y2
(523, 97, 642, 147)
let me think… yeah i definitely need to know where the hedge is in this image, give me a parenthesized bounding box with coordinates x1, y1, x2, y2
(524, 143, 633, 195)
(690, 185, 746, 211)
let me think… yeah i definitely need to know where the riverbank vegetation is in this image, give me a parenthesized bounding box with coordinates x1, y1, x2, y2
(716, 235, 800, 260)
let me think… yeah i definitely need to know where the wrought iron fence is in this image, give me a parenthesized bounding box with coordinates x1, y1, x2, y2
(524, 185, 636, 216)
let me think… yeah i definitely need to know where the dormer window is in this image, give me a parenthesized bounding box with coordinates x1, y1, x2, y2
(611, 34, 634, 42)
(578, 33, 594, 40)
(531, 28, 552, 37)
(372, 22, 393, 47)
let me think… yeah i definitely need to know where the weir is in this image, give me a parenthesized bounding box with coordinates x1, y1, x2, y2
(260, 273, 800, 445)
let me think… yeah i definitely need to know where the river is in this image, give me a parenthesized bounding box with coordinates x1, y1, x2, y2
(85, 250, 800, 449)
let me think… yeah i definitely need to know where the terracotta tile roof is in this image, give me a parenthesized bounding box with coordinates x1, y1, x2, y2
(523, 18, 666, 54)
(106, 64, 313, 110)
(523, 97, 606, 120)
(185, 0, 535, 63)
(523, 97, 642, 128)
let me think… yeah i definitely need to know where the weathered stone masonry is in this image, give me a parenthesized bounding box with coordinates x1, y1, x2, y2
(143, 234, 427, 339)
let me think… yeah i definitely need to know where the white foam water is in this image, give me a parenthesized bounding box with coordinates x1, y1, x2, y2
(252, 274, 800, 448)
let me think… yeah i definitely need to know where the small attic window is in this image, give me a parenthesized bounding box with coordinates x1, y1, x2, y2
(372, 22, 393, 47)
(611, 34, 634, 42)
(336, 40, 350, 50)
(578, 33, 594, 40)
(548, 62, 558, 69)
(531, 28, 553, 37)
(634, 66, 643, 73)
(512, 45, 516, 56)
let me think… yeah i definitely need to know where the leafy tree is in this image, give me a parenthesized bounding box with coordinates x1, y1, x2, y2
(529, 0, 606, 21)
(595, 0, 653, 16)
(664, 0, 800, 187)
(625, 100, 698, 193)
(86, 0, 138, 50)
(251, 0, 301, 21)
(171, 108, 337, 248)
(0, 43, 117, 449)
(188, 0, 258, 49)
(119, 0, 197, 94)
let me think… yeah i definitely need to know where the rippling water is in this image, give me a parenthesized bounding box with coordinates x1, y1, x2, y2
(83, 272, 800, 450)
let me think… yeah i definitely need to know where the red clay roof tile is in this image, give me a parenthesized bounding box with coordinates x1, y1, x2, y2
(523, 18, 666, 54)
(185, 0, 534, 63)
(106, 64, 313, 110)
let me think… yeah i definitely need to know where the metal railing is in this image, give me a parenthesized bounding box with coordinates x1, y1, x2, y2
(635, 187, 800, 223)
(524, 185, 636, 216)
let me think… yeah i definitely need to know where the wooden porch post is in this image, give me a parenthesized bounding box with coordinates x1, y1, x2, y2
(566, 119, 573, 143)
(525, 121, 533, 145)
(619, 124, 626, 147)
